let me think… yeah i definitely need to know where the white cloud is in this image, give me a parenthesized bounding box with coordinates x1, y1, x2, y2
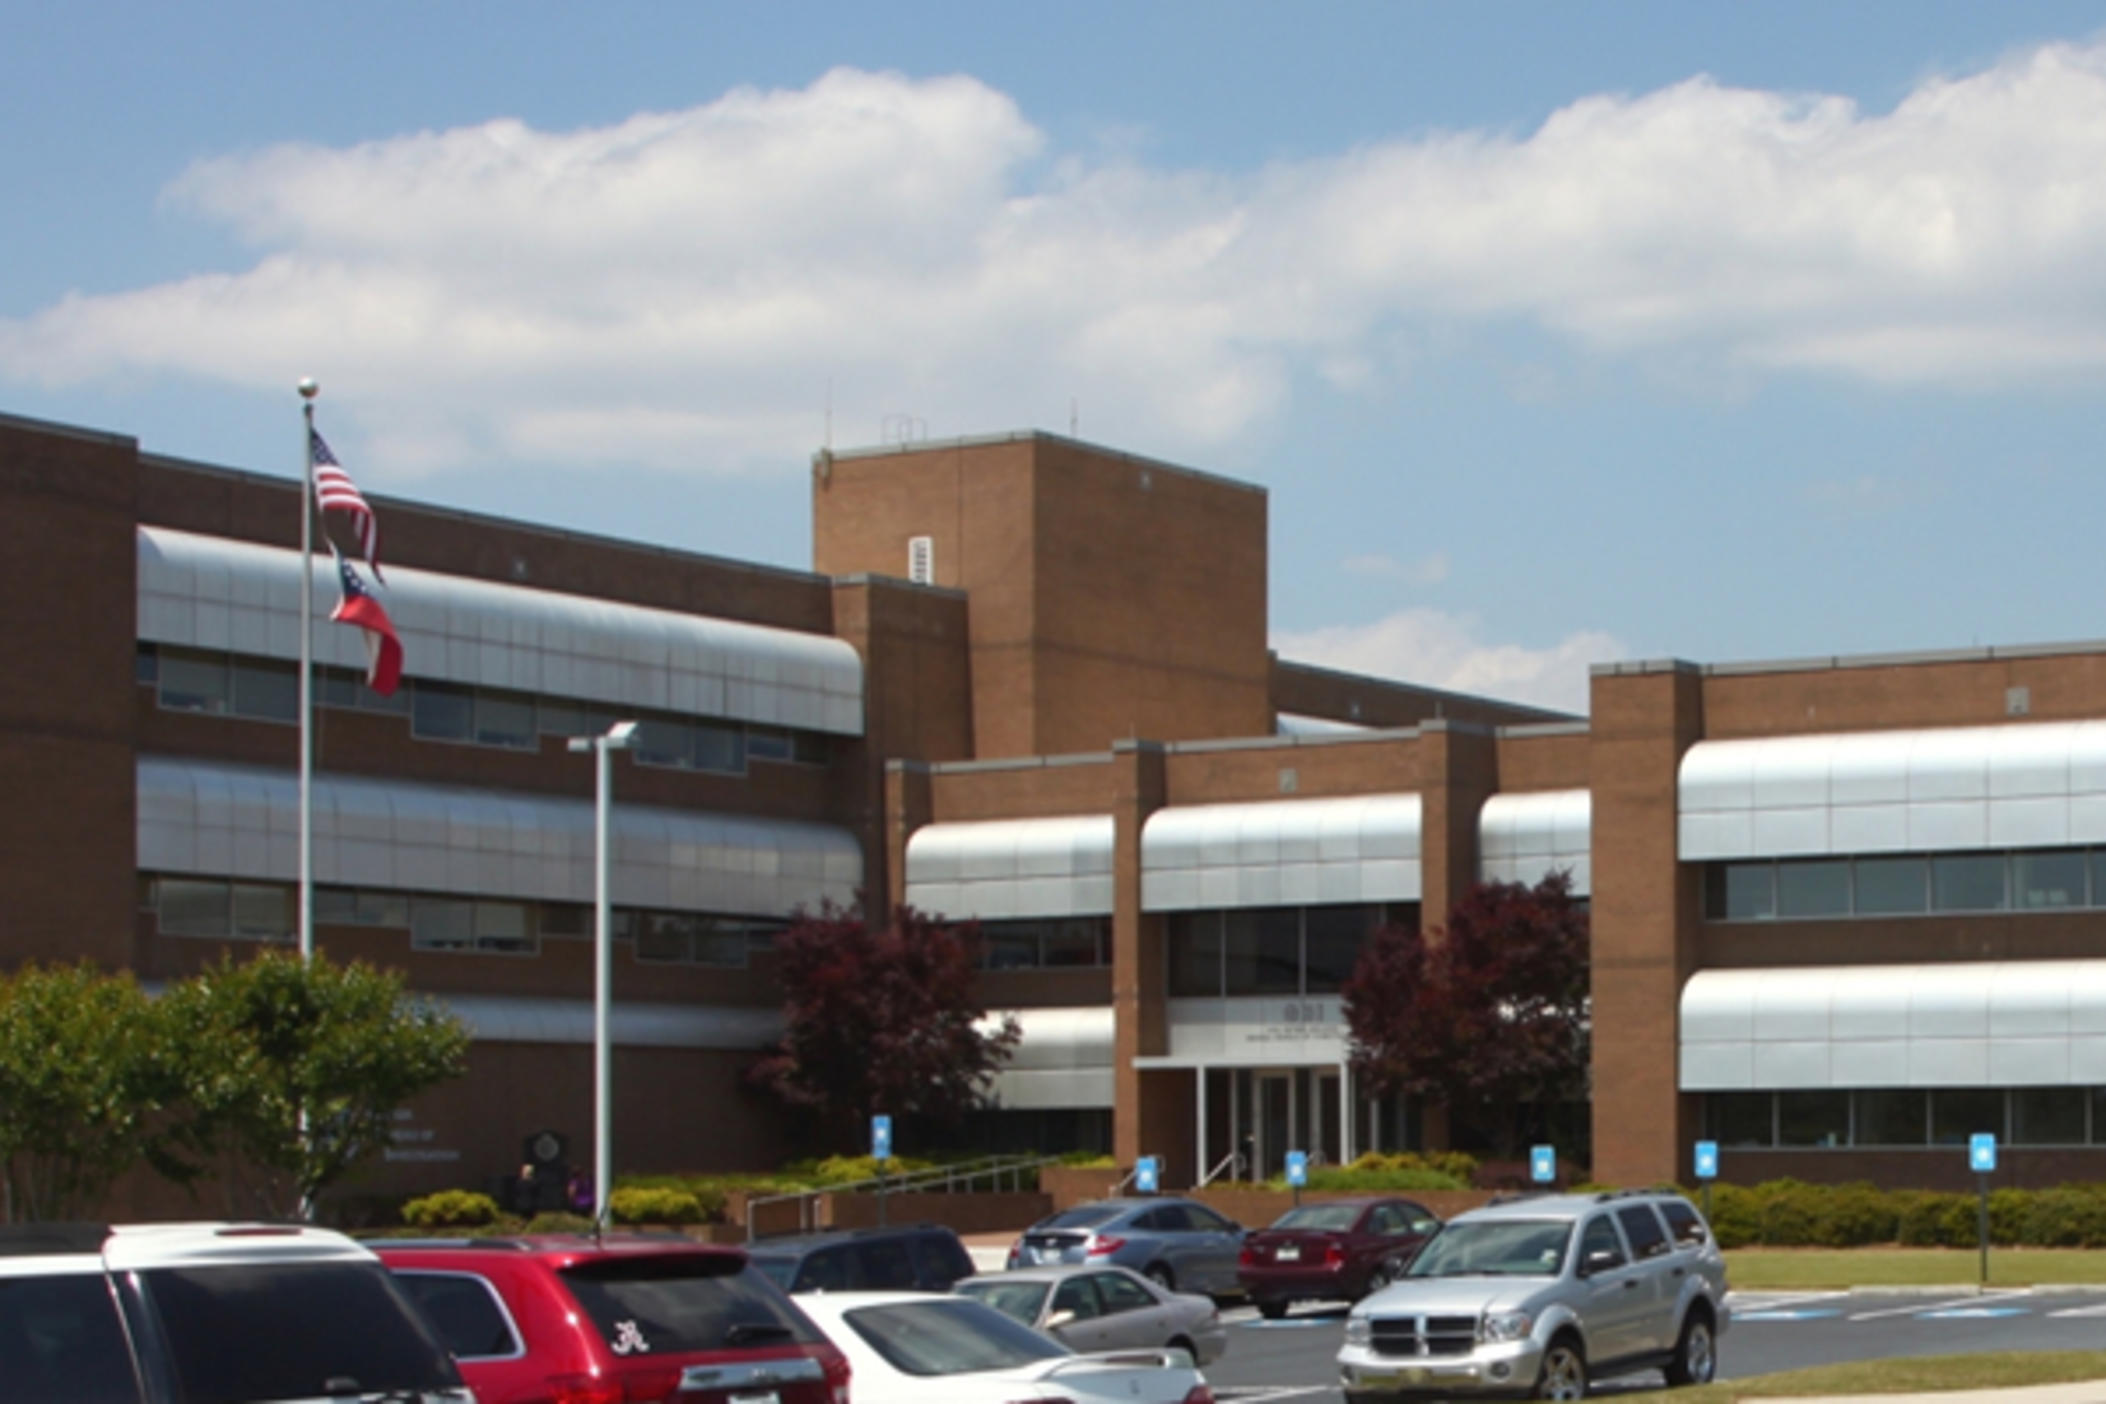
(8, 45, 2106, 479)
(1275, 609, 1625, 716)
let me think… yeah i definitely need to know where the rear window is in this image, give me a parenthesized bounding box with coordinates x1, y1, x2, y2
(1615, 1205, 1671, 1260)
(1657, 1198, 1709, 1245)
(841, 1298, 1066, 1376)
(393, 1271, 521, 1359)
(1038, 1206, 1120, 1230)
(0, 1273, 144, 1403)
(1273, 1204, 1359, 1232)
(559, 1256, 822, 1355)
(142, 1261, 460, 1401)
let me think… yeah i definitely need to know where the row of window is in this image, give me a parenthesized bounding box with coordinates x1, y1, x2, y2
(138, 645, 829, 771)
(1707, 848, 2106, 922)
(978, 918, 1112, 971)
(1704, 1087, 2106, 1149)
(1167, 904, 1412, 999)
(144, 877, 783, 966)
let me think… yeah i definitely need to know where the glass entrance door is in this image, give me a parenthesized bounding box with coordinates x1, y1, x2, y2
(1253, 1071, 1295, 1181)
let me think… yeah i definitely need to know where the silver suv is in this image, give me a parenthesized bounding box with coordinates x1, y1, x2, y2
(1336, 1189, 1729, 1401)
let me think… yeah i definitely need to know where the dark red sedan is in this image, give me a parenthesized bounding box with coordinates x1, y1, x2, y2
(1236, 1196, 1441, 1318)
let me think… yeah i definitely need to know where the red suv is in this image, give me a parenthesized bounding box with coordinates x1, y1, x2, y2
(379, 1235, 851, 1404)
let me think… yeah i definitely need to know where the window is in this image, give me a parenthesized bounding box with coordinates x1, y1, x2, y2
(540, 903, 591, 938)
(1934, 854, 2008, 912)
(693, 722, 744, 773)
(1224, 907, 1300, 996)
(158, 650, 231, 714)
(0, 1273, 145, 1402)
(1658, 1198, 1708, 1246)
(1577, 1216, 1624, 1269)
(411, 682, 474, 741)
(231, 883, 292, 941)
(1707, 1093, 1772, 1147)
(746, 726, 793, 762)
(1854, 856, 1928, 915)
(411, 899, 534, 955)
(136, 641, 159, 685)
(316, 887, 410, 928)
(1096, 1271, 1155, 1312)
(1854, 1089, 1926, 1146)
(1930, 1088, 2003, 1145)
(230, 659, 298, 723)
(852, 1240, 917, 1291)
(1777, 859, 1850, 918)
(1169, 912, 1222, 997)
(1040, 919, 1109, 968)
(392, 1271, 521, 1360)
(982, 927, 1038, 970)
(156, 879, 292, 944)
(1777, 1090, 1849, 1147)
(2013, 1088, 2087, 1145)
(1304, 905, 1373, 993)
(2017, 851, 2086, 909)
(472, 690, 537, 749)
(1614, 1205, 1670, 1259)
(1708, 864, 1774, 920)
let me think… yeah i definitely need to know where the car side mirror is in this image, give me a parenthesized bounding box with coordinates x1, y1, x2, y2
(1582, 1248, 1624, 1276)
(1046, 1309, 1077, 1330)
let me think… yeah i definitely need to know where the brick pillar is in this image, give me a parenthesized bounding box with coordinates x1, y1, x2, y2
(884, 760, 934, 919)
(1111, 740, 1180, 1177)
(1589, 661, 1705, 1187)
(1414, 721, 1499, 1154)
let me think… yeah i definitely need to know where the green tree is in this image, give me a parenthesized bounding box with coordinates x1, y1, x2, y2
(0, 963, 194, 1221)
(161, 950, 472, 1218)
(751, 903, 1020, 1144)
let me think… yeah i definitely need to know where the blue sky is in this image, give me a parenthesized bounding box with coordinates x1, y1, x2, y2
(7, 2, 2106, 713)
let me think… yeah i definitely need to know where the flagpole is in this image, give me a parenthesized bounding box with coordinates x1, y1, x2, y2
(297, 378, 318, 962)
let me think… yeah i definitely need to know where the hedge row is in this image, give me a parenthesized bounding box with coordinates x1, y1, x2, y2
(1698, 1179, 2106, 1249)
(1282, 1150, 1480, 1193)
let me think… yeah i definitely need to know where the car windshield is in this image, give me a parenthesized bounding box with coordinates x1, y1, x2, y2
(1272, 1204, 1360, 1232)
(560, 1255, 822, 1354)
(1406, 1220, 1572, 1278)
(1038, 1206, 1121, 1230)
(954, 1279, 1051, 1327)
(142, 1261, 461, 1401)
(843, 1299, 1067, 1377)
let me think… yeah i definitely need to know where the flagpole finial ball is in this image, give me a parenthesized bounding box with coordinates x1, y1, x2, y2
(297, 378, 319, 400)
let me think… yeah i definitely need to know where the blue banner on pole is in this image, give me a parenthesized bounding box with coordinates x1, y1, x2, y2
(1530, 1145, 1556, 1184)
(1135, 1155, 1160, 1193)
(1286, 1150, 1308, 1187)
(1694, 1140, 1719, 1181)
(871, 1114, 892, 1161)
(1969, 1132, 1997, 1174)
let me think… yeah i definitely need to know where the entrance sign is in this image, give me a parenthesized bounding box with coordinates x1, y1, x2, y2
(1969, 1133, 1997, 1174)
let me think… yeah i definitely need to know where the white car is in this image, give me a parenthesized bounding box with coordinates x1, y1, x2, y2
(794, 1290, 1216, 1404)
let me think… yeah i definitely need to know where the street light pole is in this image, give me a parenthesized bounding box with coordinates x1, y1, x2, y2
(569, 719, 639, 1227)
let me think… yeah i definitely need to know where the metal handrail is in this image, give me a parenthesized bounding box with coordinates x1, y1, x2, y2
(1197, 1149, 1246, 1188)
(743, 1153, 1063, 1241)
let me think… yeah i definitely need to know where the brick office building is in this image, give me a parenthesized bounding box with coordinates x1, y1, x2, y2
(5, 408, 2105, 1208)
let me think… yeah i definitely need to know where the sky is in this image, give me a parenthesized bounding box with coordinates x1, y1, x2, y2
(7, 3, 2106, 716)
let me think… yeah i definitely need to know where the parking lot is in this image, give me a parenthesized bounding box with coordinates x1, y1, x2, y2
(1191, 1290, 2106, 1404)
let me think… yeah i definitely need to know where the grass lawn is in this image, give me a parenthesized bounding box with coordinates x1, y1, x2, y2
(1681, 1351, 2106, 1400)
(1727, 1247, 2106, 1289)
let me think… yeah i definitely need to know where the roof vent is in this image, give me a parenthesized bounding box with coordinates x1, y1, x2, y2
(908, 535, 935, 585)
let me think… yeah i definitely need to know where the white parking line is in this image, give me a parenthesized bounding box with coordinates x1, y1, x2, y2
(1847, 1290, 2030, 1321)
(1727, 1291, 1847, 1312)
(2048, 1303, 2106, 1318)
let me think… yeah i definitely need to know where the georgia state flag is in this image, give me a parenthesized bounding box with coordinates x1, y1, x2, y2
(328, 545, 403, 696)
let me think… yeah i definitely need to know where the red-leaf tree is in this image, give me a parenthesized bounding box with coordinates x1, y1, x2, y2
(751, 903, 1021, 1143)
(1343, 873, 1591, 1143)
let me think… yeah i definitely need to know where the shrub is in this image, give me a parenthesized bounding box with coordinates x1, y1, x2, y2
(617, 1174, 731, 1221)
(1703, 1183, 1759, 1249)
(400, 1189, 501, 1229)
(1896, 1191, 1975, 1248)
(523, 1211, 594, 1233)
(1808, 1181, 1898, 1247)
(1303, 1165, 1467, 1191)
(2019, 1187, 2106, 1248)
(785, 1154, 938, 1186)
(609, 1186, 705, 1225)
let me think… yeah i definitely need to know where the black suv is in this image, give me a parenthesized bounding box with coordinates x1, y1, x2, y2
(744, 1222, 977, 1294)
(0, 1221, 471, 1404)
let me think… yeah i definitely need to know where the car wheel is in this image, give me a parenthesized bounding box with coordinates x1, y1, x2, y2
(1144, 1263, 1176, 1291)
(1167, 1334, 1197, 1360)
(1664, 1311, 1716, 1387)
(1533, 1338, 1588, 1400)
(1257, 1299, 1288, 1320)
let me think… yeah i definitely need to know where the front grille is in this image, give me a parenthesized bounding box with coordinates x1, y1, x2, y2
(1369, 1315, 1478, 1358)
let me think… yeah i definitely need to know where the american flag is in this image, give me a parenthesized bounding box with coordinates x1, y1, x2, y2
(310, 427, 384, 582)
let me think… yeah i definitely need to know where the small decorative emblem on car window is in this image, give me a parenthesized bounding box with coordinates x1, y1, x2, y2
(611, 1320, 650, 1355)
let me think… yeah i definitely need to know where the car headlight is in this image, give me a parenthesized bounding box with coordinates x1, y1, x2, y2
(1480, 1310, 1534, 1343)
(1344, 1316, 1371, 1347)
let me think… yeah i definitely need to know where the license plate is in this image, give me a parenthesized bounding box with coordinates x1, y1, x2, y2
(1276, 1245, 1300, 1261)
(728, 1394, 779, 1404)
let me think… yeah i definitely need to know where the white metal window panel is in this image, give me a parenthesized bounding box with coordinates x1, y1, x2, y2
(439, 993, 784, 1049)
(975, 1006, 1113, 1108)
(1679, 961, 2106, 1091)
(1141, 794, 1422, 911)
(1679, 720, 2106, 861)
(1274, 713, 1373, 736)
(137, 757, 862, 917)
(1478, 789, 1591, 895)
(904, 816, 1115, 919)
(137, 527, 864, 736)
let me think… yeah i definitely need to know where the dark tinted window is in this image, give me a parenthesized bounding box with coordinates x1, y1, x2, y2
(1141, 1205, 1193, 1232)
(1657, 1199, 1708, 1246)
(910, 1233, 972, 1288)
(1050, 1275, 1102, 1320)
(143, 1261, 458, 1401)
(393, 1271, 520, 1359)
(1614, 1205, 1670, 1259)
(1578, 1216, 1624, 1269)
(0, 1273, 143, 1403)
(853, 1239, 916, 1291)
(746, 1254, 794, 1291)
(1184, 1204, 1236, 1234)
(560, 1256, 820, 1354)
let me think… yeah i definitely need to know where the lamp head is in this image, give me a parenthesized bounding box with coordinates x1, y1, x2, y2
(607, 719, 642, 748)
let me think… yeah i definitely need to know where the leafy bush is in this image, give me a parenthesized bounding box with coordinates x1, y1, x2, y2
(1059, 1151, 1117, 1168)
(400, 1189, 501, 1229)
(1809, 1182, 1900, 1247)
(2019, 1188, 2106, 1248)
(1704, 1183, 1759, 1249)
(1895, 1191, 1975, 1248)
(523, 1211, 593, 1233)
(782, 1154, 938, 1186)
(609, 1186, 705, 1225)
(1304, 1165, 1467, 1191)
(617, 1174, 732, 1220)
